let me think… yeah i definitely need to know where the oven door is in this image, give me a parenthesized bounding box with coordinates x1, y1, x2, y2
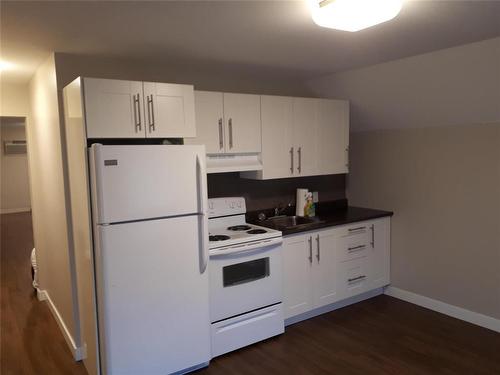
(209, 237, 283, 322)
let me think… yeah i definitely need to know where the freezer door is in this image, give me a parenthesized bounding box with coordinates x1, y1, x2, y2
(89, 144, 207, 224)
(95, 216, 210, 375)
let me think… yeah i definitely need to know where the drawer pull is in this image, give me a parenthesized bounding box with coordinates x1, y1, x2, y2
(348, 226, 366, 232)
(348, 275, 366, 283)
(348, 245, 366, 253)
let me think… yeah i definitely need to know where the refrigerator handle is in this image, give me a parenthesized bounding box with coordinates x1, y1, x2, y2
(196, 154, 209, 274)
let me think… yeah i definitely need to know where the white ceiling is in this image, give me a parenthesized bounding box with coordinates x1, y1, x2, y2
(1, 0, 500, 85)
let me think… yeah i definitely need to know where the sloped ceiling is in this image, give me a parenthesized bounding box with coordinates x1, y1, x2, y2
(1, 0, 500, 84)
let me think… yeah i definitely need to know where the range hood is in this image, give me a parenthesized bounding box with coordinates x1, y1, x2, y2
(206, 154, 263, 174)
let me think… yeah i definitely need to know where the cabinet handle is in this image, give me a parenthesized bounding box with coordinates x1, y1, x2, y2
(348, 245, 366, 253)
(370, 224, 375, 248)
(345, 147, 349, 168)
(218, 118, 223, 150)
(297, 147, 302, 173)
(133, 94, 142, 132)
(228, 118, 233, 149)
(316, 234, 320, 262)
(150, 95, 155, 131)
(348, 275, 366, 283)
(308, 236, 313, 264)
(147, 95, 155, 132)
(348, 226, 366, 232)
(290, 147, 294, 174)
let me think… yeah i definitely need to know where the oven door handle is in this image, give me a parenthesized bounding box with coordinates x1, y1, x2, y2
(209, 237, 283, 257)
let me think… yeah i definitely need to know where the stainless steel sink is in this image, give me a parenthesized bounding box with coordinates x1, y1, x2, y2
(261, 215, 323, 230)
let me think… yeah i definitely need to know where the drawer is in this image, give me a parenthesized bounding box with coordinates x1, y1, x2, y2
(337, 222, 372, 239)
(337, 234, 371, 262)
(336, 257, 369, 300)
(211, 303, 284, 358)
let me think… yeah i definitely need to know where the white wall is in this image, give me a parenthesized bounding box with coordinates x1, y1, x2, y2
(307, 37, 500, 320)
(28, 54, 81, 353)
(0, 122, 31, 213)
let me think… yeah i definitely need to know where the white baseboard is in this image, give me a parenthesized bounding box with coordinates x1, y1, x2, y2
(285, 288, 385, 326)
(38, 289, 85, 360)
(1, 207, 31, 214)
(384, 286, 500, 333)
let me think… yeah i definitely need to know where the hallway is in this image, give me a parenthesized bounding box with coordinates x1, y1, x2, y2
(0, 212, 87, 375)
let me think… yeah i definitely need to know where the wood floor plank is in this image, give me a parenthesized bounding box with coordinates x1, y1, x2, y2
(2, 212, 499, 374)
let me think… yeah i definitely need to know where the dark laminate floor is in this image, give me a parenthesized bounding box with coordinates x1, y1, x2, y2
(1, 212, 87, 375)
(2, 212, 500, 374)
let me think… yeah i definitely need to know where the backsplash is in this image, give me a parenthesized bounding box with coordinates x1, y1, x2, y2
(207, 173, 346, 211)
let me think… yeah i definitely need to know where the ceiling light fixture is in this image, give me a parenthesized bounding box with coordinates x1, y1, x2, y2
(0, 60, 16, 72)
(308, 0, 404, 32)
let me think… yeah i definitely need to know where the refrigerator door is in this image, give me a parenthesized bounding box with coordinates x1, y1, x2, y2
(89, 144, 207, 224)
(95, 215, 210, 375)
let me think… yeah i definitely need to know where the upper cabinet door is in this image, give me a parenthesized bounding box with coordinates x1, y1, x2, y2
(223, 93, 261, 154)
(143, 82, 196, 138)
(318, 99, 349, 175)
(292, 98, 319, 176)
(184, 91, 224, 154)
(83, 78, 145, 138)
(260, 96, 294, 179)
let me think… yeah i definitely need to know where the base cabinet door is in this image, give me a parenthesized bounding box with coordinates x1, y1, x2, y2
(143, 82, 196, 138)
(368, 217, 391, 289)
(83, 78, 145, 138)
(283, 234, 313, 319)
(312, 229, 339, 308)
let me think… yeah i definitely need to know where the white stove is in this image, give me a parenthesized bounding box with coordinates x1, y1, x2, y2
(207, 197, 284, 358)
(208, 197, 282, 252)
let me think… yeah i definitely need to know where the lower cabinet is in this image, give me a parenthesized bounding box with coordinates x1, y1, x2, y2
(282, 217, 391, 320)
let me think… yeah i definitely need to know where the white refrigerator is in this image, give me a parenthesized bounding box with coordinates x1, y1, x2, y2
(89, 144, 210, 375)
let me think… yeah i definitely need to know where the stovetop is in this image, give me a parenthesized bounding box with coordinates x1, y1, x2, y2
(208, 217, 282, 250)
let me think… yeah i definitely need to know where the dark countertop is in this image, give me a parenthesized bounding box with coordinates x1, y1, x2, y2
(247, 199, 393, 236)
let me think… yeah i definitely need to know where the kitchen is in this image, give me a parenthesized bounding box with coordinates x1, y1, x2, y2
(1, 1, 499, 375)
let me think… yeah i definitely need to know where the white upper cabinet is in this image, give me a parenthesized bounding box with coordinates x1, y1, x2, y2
(185, 91, 224, 153)
(260, 96, 294, 179)
(186, 91, 261, 155)
(243, 95, 349, 180)
(318, 99, 349, 174)
(82, 78, 195, 139)
(292, 98, 319, 177)
(84, 78, 145, 138)
(143, 82, 196, 138)
(223, 93, 261, 154)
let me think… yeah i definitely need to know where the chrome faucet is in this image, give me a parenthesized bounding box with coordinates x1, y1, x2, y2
(274, 200, 293, 217)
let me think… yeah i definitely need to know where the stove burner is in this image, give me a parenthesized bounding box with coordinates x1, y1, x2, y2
(209, 235, 231, 242)
(247, 229, 267, 234)
(227, 225, 252, 231)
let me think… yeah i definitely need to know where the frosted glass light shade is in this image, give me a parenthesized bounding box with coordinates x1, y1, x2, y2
(309, 0, 403, 32)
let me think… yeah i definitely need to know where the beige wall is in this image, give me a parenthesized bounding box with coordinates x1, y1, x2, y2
(0, 81, 30, 116)
(28, 54, 81, 349)
(308, 38, 500, 320)
(0, 123, 31, 212)
(309, 37, 500, 132)
(54, 53, 314, 96)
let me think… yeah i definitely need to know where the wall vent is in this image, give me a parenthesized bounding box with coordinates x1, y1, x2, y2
(4, 140, 27, 155)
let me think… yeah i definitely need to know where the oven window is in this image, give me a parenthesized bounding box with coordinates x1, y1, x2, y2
(223, 257, 270, 287)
